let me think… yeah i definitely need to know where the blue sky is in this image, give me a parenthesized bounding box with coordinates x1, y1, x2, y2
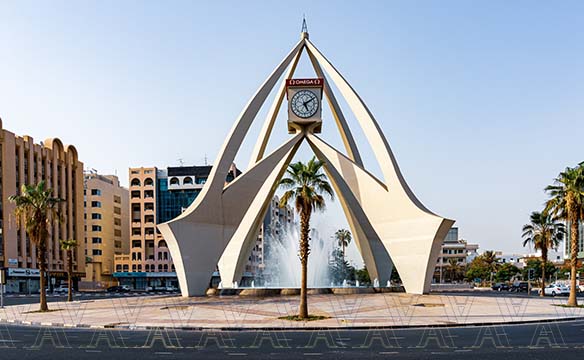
(1, 1, 583, 261)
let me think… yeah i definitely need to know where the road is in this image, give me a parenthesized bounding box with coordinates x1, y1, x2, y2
(0, 319, 583, 359)
(0, 292, 171, 306)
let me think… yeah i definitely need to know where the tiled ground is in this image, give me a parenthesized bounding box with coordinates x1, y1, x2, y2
(1, 293, 583, 329)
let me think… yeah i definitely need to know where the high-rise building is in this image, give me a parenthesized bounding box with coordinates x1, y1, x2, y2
(565, 221, 584, 260)
(81, 172, 129, 290)
(0, 118, 84, 293)
(114, 164, 240, 290)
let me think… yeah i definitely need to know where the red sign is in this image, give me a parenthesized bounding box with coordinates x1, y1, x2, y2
(286, 78, 323, 87)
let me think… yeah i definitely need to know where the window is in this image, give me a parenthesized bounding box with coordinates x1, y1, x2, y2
(132, 228, 141, 236)
(132, 265, 136, 272)
(92, 249, 102, 256)
(131, 190, 141, 199)
(91, 201, 101, 208)
(114, 207, 121, 215)
(163, 264, 168, 272)
(132, 240, 141, 248)
(144, 178, 154, 186)
(123, 265, 129, 272)
(92, 237, 102, 244)
(116, 265, 122, 272)
(114, 195, 121, 204)
(91, 189, 101, 196)
(144, 190, 154, 198)
(169, 177, 179, 186)
(158, 240, 168, 248)
(183, 177, 193, 185)
(114, 229, 122, 237)
(91, 213, 102, 220)
(92, 225, 102, 232)
(114, 218, 122, 226)
(131, 178, 140, 186)
(137, 265, 142, 271)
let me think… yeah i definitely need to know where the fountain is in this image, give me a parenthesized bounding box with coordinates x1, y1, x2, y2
(218, 281, 223, 289)
(251, 280, 255, 288)
(342, 279, 348, 287)
(233, 281, 238, 289)
(373, 278, 379, 288)
(262, 226, 334, 288)
(386, 280, 391, 288)
(355, 280, 360, 287)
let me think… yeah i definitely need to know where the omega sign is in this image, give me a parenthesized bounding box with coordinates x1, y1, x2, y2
(286, 78, 324, 134)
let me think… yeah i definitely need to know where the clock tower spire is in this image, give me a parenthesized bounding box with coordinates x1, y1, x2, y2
(300, 15, 309, 39)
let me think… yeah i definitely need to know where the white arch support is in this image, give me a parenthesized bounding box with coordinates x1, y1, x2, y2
(158, 31, 454, 297)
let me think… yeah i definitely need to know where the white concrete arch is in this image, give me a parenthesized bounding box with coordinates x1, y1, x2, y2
(158, 31, 454, 297)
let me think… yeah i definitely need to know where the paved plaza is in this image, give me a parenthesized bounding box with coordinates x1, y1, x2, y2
(2, 292, 583, 330)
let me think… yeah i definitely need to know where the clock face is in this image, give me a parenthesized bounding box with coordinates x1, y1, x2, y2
(290, 89, 319, 119)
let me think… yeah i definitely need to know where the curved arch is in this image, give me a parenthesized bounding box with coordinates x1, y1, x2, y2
(131, 178, 141, 186)
(44, 138, 66, 161)
(158, 240, 168, 248)
(169, 177, 179, 186)
(183, 177, 193, 185)
(144, 177, 154, 186)
(65, 144, 78, 164)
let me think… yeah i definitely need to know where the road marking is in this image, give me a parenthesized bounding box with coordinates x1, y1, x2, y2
(155, 352, 173, 355)
(85, 350, 102, 353)
(303, 353, 322, 356)
(227, 353, 248, 356)
(379, 352, 399, 354)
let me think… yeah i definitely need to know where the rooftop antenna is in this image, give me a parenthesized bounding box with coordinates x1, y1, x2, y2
(178, 158, 184, 167)
(301, 14, 309, 39)
(204, 154, 208, 166)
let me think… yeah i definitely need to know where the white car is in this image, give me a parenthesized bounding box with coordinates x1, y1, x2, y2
(53, 285, 70, 294)
(541, 284, 570, 296)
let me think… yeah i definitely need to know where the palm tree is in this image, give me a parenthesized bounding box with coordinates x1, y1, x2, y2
(447, 258, 461, 283)
(335, 229, 352, 258)
(521, 211, 565, 296)
(545, 164, 584, 306)
(279, 157, 334, 319)
(9, 181, 63, 311)
(481, 250, 499, 284)
(60, 239, 78, 302)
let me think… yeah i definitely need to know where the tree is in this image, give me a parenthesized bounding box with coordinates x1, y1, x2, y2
(335, 229, 352, 258)
(354, 267, 371, 285)
(523, 259, 557, 285)
(447, 258, 462, 283)
(465, 251, 500, 285)
(329, 248, 352, 285)
(60, 239, 78, 302)
(545, 164, 584, 306)
(495, 263, 520, 282)
(279, 157, 334, 319)
(9, 181, 63, 312)
(521, 211, 565, 296)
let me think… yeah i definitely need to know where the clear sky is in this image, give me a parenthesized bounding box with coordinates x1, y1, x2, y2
(1, 1, 583, 262)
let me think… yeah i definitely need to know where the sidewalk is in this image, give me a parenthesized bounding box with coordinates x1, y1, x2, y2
(1, 293, 583, 330)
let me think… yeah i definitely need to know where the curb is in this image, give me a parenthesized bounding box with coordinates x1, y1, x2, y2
(2, 316, 584, 332)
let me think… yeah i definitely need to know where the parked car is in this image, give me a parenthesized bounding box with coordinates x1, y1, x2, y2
(53, 284, 70, 294)
(510, 281, 529, 292)
(540, 284, 570, 296)
(491, 283, 510, 291)
(106, 285, 130, 293)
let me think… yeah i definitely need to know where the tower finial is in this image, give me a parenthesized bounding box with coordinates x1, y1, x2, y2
(301, 14, 309, 39)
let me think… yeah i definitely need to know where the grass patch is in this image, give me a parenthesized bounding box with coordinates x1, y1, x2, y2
(553, 304, 584, 308)
(23, 309, 62, 314)
(278, 315, 330, 322)
(412, 303, 445, 307)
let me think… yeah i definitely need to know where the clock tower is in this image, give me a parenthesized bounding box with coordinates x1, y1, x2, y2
(286, 78, 323, 133)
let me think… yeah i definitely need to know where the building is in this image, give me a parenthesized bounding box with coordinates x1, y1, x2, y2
(81, 171, 129, 290)
(565, 221, 584, 260)
(434, 227, 479, 283)
(114, 164, 240, 290)
(496, 252, 525, 269)
(0, 118, 84, 293)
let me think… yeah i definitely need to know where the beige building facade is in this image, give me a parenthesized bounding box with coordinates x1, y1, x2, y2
(82, 172, 129, 290)
(0, 118, 85, 293)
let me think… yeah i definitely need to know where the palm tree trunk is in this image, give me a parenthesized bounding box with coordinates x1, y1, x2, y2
(37, 238, 49, 312)
(541, 247, 547, 297)
(299, 210, 311, 319)
(568, 216, 579, 306)
(67, 249, 73, 302)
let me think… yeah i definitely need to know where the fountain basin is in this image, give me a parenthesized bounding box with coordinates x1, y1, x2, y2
(239, 288, 282, 297)
(331, 287, 375, 295)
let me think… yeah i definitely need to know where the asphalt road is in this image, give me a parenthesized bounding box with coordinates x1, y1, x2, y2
(0, 292, 171, 306)
(0, 319, 583, 359)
